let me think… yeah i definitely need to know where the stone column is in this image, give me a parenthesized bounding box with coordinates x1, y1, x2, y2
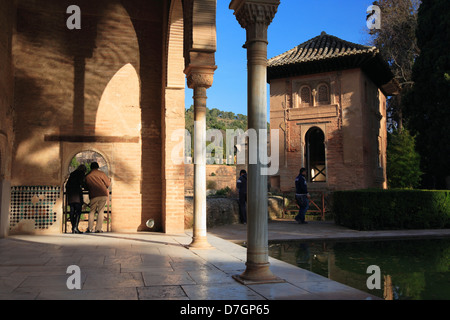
(230, 0, 282, 283)
(186, 67, 215, 249)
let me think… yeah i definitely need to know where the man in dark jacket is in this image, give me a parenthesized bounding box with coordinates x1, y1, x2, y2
(66, 165, 86, 233)
(236, 169, 247, 224)
(295, 168, 310, 224)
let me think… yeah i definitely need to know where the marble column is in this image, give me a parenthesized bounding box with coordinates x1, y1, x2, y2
(230, 0, 283, 283)
(186, 67, 215, 249)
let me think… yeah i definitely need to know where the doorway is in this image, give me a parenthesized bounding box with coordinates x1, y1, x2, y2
(63, 150, 111, 233)
(305, 127, 326, 182)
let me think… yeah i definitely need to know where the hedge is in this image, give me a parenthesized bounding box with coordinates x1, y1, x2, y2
(333, 189, 450, 230)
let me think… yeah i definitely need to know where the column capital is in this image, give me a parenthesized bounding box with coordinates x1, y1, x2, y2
(185, 65, 216, 89)
(229, 0, 280, 29)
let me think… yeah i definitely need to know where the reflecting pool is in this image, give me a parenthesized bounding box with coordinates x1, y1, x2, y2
(268, 238, 450, 300)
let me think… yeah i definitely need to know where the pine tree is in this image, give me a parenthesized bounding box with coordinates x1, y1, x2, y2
(403, 0, 450, 188)
(386, 129, 422, 188)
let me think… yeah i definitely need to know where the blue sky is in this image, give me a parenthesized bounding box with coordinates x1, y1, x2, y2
(185, 0, 375, 121)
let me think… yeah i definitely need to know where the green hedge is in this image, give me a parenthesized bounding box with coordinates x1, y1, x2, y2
(333, 189, 450, 230)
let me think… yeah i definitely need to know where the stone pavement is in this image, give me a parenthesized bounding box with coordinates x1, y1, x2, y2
(1, 221, 449, 300)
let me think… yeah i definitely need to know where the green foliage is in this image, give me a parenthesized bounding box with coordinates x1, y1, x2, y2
(185, 105, 248, 134)
(333, 189, 450, 230)
(215, 186, 231, 197)
(386, 129, 422, 188)
(185, 106, 251, 160)
(403, 0, 450, 188)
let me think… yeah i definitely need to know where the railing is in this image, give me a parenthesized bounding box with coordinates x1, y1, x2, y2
(282, 191, 327, 221)
(63, 190, 112, 233)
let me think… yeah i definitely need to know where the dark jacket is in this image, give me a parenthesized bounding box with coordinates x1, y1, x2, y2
(236, 173, 247, 194)
(66, 169, 85, 204)
(295, 174, 308, 195)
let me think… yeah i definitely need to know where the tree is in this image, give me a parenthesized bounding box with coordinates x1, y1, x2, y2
(386, 129, 422, 189)
(367, 0, 421, 130)
(403, 0, 450, 189)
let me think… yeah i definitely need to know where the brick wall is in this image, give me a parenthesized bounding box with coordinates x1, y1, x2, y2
(11, 0, 173, 233)
(185, 164, 238, 195)
(0, 0, 15, 237)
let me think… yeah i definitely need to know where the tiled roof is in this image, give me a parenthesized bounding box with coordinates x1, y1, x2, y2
(268, 31, 378, 67)
(267, 32, 397, 94)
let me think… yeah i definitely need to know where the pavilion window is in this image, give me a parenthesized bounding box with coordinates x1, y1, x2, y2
(317, 84, 330, 105)
(300, 86, 312, 106)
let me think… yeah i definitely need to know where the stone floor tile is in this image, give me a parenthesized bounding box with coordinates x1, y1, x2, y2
(82, 272, 144, 290)
(137, 286, 188, 300)
(187, 269, 235, 285)
(104, 255, 142, 266)
(182, 283, 265, 300)
(121, 264, 174, 274)
(247, 282, 316, 300)
(0, 266, 18, 276)
(37, 287, 139, 300)
(0, 274, 27, 293)
(18, 274, 86, 291)
(142, 273, 196, 286)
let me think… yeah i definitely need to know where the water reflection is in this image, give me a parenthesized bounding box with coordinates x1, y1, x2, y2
(268, 238, 450, 300)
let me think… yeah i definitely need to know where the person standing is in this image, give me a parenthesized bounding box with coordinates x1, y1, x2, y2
(295, 168, 310, 224)
(236, 169, 247, 224)
(85, 162, 111, 233)
(66, 165, 86, 234)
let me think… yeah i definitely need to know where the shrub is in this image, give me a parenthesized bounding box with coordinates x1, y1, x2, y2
(333, 189, 450, 230)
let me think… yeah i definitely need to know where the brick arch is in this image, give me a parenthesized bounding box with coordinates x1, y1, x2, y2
(62, 147, 112, 184)
(166, 0, 185, 89)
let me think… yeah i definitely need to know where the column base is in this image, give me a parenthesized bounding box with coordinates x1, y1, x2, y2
(232, 262, 285, 285)
(188, 236, 213, 250)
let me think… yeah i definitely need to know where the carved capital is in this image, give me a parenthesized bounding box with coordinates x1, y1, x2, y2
(185, 65, 216, 89)
(230, 0, 280, 29)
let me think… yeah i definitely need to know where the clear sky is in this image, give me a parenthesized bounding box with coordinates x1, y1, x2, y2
(185, 0, 375, 121)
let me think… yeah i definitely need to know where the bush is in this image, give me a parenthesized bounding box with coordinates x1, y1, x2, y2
(333, 189, 450, 230)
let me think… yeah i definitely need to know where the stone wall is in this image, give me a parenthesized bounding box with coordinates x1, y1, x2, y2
(184, 164, 238, 195)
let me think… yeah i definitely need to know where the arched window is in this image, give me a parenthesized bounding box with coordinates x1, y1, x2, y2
(299, 85, 312, 106)
(317, 84, 330, 105)
(305, 127, 326, 182)
(69, 150, 109, 176)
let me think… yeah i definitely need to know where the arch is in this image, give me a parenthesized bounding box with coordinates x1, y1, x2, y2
(62, 146, 113, 185)
(305, 127, 326, 182)
(95, 63, 141, 137)
(166, 0, 185, 89)
(68, 150, 110, 176)
(299, 85, 312, 106)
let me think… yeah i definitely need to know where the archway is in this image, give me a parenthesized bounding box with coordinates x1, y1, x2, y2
(63, 150, 111, 233)
(305, 127, 326, 182)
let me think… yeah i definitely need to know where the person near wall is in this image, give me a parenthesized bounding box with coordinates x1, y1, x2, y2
(295, 167, 310, 224)
(85, 162, 111, 233)
(66, 164, 86, 234)
(236, 169, 247, 224)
